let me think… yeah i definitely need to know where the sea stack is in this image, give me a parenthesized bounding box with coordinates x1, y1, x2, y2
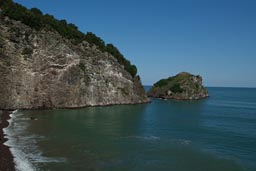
(148, 72, 209, 100)
(0, 6, 149, 109)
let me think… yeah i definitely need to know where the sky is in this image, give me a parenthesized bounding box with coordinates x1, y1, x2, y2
(13, 0, 256, 87)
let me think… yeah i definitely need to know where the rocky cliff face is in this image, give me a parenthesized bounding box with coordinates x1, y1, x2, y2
(147, 72, 209, 100)
(0, 17, 149, 109)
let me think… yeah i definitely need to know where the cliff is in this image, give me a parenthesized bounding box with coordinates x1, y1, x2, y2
(0, 16, 149, 109)
(147, 72, 209, 100)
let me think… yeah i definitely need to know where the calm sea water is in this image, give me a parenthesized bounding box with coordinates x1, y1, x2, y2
(4, 87, 256, 171)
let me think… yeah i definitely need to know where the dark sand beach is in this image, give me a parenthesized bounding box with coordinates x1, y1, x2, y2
(0, 111, 15, 171)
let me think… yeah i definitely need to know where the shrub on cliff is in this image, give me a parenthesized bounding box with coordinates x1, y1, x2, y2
(170, 84, 183, 93)
(84, 32, 105, 51)
(22, 47, 33, 55)
(1, 2, 43, 30)
(105, 44, 137, 77)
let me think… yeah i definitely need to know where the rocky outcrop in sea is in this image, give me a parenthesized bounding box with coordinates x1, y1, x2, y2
(147, 72, 209, 100)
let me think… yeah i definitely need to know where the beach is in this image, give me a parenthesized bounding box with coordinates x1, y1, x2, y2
(0, 110, 15, 171)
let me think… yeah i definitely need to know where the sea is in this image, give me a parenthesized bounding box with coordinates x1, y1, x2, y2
(3, 87, 256, 171)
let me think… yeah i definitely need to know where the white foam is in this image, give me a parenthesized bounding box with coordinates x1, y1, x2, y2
(178, 139, 192, 145)
(120, 135, 160, 140)
(3, 110, 65, 171)
(3, 110, 36, 171)
(11, 148, 36, 171)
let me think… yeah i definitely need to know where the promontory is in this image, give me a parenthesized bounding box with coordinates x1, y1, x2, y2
(0, 0, 150, 109)
(147, 72, 209, 100)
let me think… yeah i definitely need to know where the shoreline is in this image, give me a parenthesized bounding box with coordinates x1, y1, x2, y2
(148, 95, 209, 101)
(0, 111, 15, 171)
(0, 99, 151, 110)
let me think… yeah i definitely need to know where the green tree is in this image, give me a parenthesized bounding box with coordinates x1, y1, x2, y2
(84, 32, 105, 50)
(1, 0, 138, 77)
(30, 8, 42, 16)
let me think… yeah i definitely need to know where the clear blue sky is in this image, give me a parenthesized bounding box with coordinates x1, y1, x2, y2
(14, 0, 256, 87)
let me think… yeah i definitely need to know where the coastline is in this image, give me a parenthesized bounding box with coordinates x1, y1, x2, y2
(148, 95, 209, 101)
(1, 99, 151, 110)
(0, 111, 15, 171)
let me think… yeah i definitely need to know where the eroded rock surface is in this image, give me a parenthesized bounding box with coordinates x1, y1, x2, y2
(0, 18, 149, 109)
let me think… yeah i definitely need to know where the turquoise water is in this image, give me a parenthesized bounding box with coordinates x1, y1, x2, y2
(5, 87, 256, 171)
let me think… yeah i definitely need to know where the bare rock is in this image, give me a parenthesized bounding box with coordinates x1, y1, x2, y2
(0, 18, 149, 109)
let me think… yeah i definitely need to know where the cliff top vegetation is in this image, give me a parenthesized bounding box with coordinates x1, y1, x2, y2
(0, 0, 137, 77)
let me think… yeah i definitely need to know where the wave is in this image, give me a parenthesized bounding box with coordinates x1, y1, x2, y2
(119, 136, 192, 146)
(177, 139, 192, 145)
(120, 135, 160, 140)
(3, 110, 65, 171)
(209, 100, 256, 110)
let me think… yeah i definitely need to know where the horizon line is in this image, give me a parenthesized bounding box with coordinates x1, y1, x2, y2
(143, 85, 256, 89)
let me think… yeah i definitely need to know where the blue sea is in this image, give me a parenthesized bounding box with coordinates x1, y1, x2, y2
(4, 87, 256, 171)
